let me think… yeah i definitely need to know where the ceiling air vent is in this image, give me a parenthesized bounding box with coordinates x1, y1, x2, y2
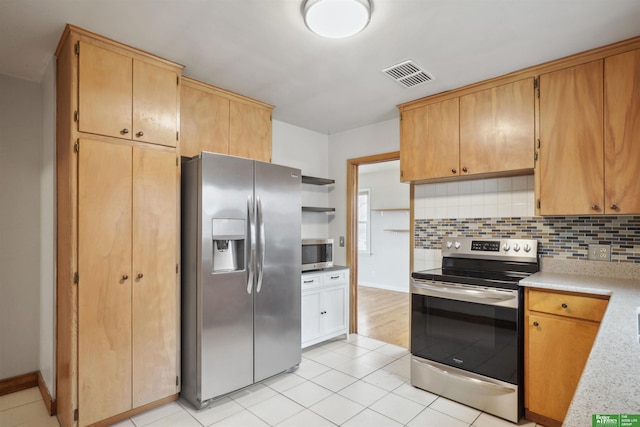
(382, 60, 434, 88)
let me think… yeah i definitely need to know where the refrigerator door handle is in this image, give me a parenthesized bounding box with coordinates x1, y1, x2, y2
(256, 196, 265, 293)
(247, 195, 256, 294)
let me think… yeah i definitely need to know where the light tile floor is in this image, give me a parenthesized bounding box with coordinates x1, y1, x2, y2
(0, 334, 545, 427)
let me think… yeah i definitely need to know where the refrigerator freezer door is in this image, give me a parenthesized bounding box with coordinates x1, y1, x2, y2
(200, 153, 255, 400)
(253, 161, 302, 382)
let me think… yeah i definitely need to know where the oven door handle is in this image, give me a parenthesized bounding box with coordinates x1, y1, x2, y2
(412, 281, 517, 307)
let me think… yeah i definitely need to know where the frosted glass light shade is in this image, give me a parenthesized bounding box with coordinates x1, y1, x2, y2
(303, 0, 371, 38)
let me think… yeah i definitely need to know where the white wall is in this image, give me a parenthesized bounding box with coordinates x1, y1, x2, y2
(272, 120, 331, 239)
(327, 118, 400, 265)
(0, 74, 42, 379)
(358, 163, 410, 292)
(40, 58, 56, 396)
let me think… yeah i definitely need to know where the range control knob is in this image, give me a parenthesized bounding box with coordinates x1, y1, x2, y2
(523, 244, 531, 253)
(446, 241, 453, 249)
(454, 241, 461, 249)
(513, 244, 520, 252)
(502, 243, 510, 252)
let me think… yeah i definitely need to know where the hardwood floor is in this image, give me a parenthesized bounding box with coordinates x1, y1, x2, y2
(357, 285, 410, 349)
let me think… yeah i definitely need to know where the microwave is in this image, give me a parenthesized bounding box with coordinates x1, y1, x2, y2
(302, 239, 334, 271)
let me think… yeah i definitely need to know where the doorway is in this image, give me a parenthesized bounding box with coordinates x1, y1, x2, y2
(346, 152, 411, 348)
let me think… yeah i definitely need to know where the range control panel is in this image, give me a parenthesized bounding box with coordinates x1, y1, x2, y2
(442, 237, 538, 261)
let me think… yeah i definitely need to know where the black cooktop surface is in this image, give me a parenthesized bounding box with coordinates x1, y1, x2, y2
(412, 257, 539, 290)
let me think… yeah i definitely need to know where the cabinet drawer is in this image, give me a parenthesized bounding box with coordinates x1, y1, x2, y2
(323, 270, 347, 285)
(301, 275, 322, 289)
(528, 289, 608, 322)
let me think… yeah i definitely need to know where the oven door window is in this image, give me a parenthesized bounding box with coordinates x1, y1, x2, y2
(411, 294, 519, 384)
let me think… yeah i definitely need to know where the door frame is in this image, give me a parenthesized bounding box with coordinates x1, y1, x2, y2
(346, 151, 404, 333)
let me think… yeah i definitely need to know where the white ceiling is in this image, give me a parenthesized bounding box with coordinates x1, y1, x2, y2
(1, 0, 639, 134)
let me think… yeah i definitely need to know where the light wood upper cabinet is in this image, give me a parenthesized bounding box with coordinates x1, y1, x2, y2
(180, 80, 230, 156)
(538, 60, 604, 215)
(400, 98, 460, 182)
(460, 78, 535, 175)
(78, 40, 180, 147)
(604, 49, 640, 214)
(180, 77, 273, 162)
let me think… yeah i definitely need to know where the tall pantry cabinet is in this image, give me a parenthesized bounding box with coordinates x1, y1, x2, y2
(56, 25, 182, 427)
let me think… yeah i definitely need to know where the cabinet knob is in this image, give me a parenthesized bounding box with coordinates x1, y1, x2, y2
(533, 321, 539, 327)
(462, 167, 468, 173)
(561, 303, 568, 309)
(137, 273, 144, 279)
(611, 204, 619, 211)
(591, 205, 600, 211)
(136, 131, 144, 137)
(121, 128, 129, 135)
(122, 274, 129, 281)
(451, 168, 457, 174)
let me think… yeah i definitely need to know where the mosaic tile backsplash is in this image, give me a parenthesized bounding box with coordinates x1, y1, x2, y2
(414, 216, 640, 263)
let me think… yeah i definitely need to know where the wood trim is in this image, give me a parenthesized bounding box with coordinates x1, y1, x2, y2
(525, 409, 563, 427)
(181, 76, 274, 110)
(38, 371, 57, 416)
(346, 151, 400, 333)
(87, 394, 178, 427)
(399, 35, 640, 111)
(0, 372, 38, 396)
(56, 24, 183, 71)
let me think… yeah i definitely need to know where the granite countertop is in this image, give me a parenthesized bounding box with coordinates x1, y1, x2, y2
(521, 270, 640, 427)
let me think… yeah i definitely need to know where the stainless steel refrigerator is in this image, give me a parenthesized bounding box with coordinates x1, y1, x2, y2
(181, 152, 302, 408)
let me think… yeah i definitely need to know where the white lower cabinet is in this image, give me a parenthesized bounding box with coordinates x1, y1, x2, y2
(301, 268, 349, 348)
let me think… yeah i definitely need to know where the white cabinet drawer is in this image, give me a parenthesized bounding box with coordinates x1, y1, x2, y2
(322, 270, 347, 285)
(301, 274, 322, 289)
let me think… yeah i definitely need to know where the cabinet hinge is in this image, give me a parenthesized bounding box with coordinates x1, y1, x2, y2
(73, 141, 79, 153)
(177, 76, 179, 85)
(534, 77, 540, 97)
(74, 42, 79, 55)
(176, 131, 179, 141)
(534, 151, 538, 161)
(176, 264, 179, 274)
(74, 110, 79, 122)
(176, 157, 179, 167)
(533, 77, 538, 90)
(176, 376, 180, 386)
(73, 409, 79, 421)
(73, 272, 79, 284)
(536, 139, 540, 149)
(537, 199, 541, 209)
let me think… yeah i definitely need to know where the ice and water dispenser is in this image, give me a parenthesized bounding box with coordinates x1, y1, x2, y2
(211, 218, 245, 272)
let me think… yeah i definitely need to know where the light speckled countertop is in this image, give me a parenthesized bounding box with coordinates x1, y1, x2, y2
(521, 270, 640, 427)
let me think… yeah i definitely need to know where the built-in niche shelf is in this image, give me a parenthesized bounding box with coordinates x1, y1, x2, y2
(302, 175, 335, 186)
(302, 174, 335, 212)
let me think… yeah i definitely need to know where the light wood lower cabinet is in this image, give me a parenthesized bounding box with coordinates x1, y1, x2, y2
(301, 268, 349, 348)
(77, 139, 178, 426)
(524, 288, 609, 427)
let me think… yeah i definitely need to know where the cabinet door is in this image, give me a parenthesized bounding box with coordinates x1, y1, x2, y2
(539, 61, 604, 215)
(323, 285, 347, 336)
(180, 83, 230, 157)
(132, 147, 178, 407)
(526, 313, 599, 423)
(302, 289, 323, 345)
(78, 139, 132, 426)
(460, 78, 535, 175)
(78, 42, 132, 139)
(133, 60, 179, 147)
(400, 98, 460, 181)
(604, 49, 640, 214)
(229, 99, 272, 162)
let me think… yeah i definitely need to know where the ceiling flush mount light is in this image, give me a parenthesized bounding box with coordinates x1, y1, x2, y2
(303, 0, 371, 39)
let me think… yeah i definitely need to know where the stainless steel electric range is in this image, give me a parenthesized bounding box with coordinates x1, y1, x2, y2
(410, 237, 539, 423)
